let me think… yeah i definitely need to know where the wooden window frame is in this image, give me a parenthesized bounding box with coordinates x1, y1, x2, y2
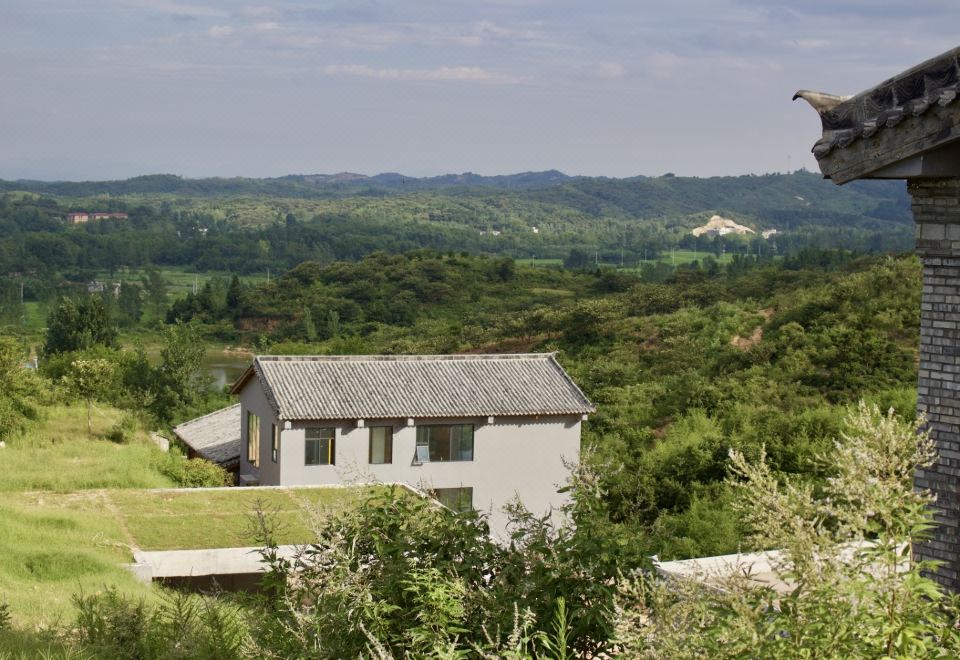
(305, 427, 336, 466)
(368, 426, 394, 464)
(246, 411, 260, 468)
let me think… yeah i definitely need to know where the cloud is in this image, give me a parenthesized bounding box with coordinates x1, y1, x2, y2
(597, 62, 625, 79)
(254, 21, 279, 31)
(321, 64, 518, 83)
(207, 24, 234, 38)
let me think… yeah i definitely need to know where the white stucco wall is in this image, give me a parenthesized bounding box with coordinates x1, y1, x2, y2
(238, 380, 582, 537)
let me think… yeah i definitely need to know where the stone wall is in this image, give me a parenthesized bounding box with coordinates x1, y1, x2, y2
(911, 178, 960, 591)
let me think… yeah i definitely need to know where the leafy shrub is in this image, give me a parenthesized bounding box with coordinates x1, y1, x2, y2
(176, 458, 232, 488)
(247, 483, 619, 658)
(616, 404, 960, 658)
(73, 587, 246, 659)
(106, 413, 139, 444)
(160, 451, 231, 488)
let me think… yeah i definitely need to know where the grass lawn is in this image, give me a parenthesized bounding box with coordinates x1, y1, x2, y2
(0, 486, 381, 627)
(0, 402, 392, 629)
(1, 404, 178, 492)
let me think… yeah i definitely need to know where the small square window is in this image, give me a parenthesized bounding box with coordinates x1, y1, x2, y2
(305, 428, 335, 465)
(369, 426, 393, 464)
(431, 487, 473, 513)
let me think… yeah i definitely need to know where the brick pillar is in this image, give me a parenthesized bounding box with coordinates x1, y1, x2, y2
(912, 178, 960, 591)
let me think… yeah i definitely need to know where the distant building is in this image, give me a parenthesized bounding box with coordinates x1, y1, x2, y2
(85, 280, 122, 296)
(67, 212, 128, 224)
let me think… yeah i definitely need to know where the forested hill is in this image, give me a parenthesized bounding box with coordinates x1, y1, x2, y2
(0, 171, 909, 219)
(0, 170, 913, 278)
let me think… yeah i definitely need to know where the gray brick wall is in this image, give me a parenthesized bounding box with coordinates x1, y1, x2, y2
(911, 178, 960, 591)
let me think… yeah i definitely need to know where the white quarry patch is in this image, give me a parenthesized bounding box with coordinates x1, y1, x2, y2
(762, 229, 779, 239)
(691, 214, 756, 237)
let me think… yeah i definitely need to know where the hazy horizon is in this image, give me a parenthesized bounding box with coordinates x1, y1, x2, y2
(2, 167, 826, 184)
(3, 1, 958, 181)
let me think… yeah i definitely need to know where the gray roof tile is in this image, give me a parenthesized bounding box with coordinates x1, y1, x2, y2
(237, 354, 595, 420)
(173, 404, 241, 466)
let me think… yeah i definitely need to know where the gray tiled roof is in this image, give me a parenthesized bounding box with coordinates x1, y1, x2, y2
(796, 46, 960, 160)
(234, 354, 595, 420)
(173, 404, 241, 466)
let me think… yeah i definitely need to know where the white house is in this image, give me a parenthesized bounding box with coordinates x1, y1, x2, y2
(229, 353, 595, 535)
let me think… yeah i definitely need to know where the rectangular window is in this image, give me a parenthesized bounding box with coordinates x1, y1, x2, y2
(368, 426, 393, 464)
(431, 487, 473, 513)
(271, 424, 279, 463)
(416, 425, 474, 463)
(246, 411, 260, 468)
(305, 427, 335, 466)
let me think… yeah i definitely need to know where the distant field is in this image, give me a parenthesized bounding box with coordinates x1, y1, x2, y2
(96, 266, 269, 303)
(520, 249, 753, 271)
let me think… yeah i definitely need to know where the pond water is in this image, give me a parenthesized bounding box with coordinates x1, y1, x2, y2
(202, 349, 252, 391)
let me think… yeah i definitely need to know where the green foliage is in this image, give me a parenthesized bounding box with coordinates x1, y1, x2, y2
(0, 337, 48, 442)
(160, 453, 232, 488)
(616, 404, 960, 658)
(0, 602, 10, 632)
(105, 412, 139, 444)
(73, 587, 246, 660)
(148, 323, 208, 424)
(61, 358, 116, 435)
(42, 296, 117, 356)
(247, 486, 618, 658)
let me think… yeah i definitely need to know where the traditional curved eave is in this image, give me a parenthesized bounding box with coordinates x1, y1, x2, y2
(795, 46, 960, 184)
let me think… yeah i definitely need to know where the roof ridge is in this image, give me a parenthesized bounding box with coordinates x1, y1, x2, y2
(254, 353, 555, 363)
(173, 402, 241, 430)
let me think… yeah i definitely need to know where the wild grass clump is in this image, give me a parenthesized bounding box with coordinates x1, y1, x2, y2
(73, 587, 247, 660)
(1, 404, 177, 492)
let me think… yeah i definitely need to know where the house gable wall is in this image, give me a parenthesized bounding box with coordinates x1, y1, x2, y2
(238, 375, 280, 484)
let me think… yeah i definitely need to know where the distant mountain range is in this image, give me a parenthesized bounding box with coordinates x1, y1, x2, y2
(0, 170, 576, 197)
(0, 170, 911, 225)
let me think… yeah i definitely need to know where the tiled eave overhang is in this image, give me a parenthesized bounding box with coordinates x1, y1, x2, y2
(796, 46, 960, 184)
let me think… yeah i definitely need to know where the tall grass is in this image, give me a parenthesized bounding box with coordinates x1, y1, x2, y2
(1, 404, 177, 492)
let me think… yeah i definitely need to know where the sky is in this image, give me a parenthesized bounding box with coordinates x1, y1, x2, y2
(1, 1, 959, 181)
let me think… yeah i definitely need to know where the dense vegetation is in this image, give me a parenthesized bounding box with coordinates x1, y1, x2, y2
(0, 170, 912, 328)
(0, 170, 940, 656)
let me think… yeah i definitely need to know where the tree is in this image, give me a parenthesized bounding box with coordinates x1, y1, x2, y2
(62, 358, 115, 435)
(42, 296, 117, 357)
(116, 282, 143, 327)
(225, 275, 244, 318)
(564, 248, 591, 270)
(615, 403, 960, 658)
(141, 268, 168, 320)
(0, 337, 47, 441)
(148, 322, 208, 424)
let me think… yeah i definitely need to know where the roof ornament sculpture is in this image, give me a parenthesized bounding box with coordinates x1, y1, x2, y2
(792, 90, 851, 115)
